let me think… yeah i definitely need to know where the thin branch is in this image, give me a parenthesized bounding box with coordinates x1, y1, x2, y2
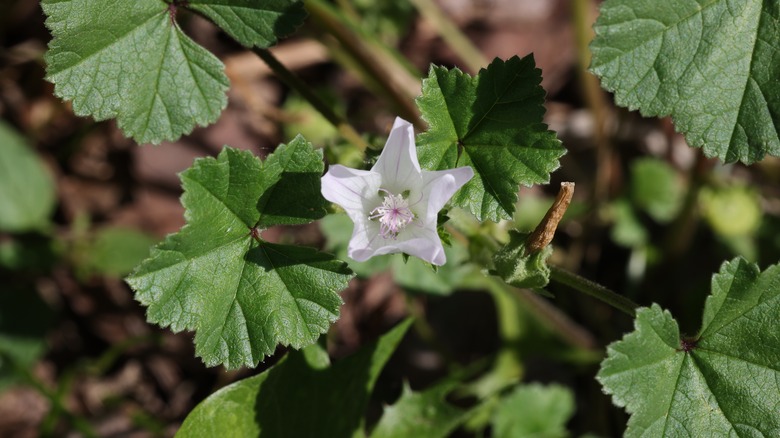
(252, 47, 368, 152)
(549, 264, 639, 317)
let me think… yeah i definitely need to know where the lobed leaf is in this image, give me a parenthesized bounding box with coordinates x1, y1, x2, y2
(416, 56, 565, 221)
(591, 0, 780, 164)
(371, 379, 469, 438)
(598, 257, 780, 436)
(491, 383, 575, 438)
(126, 139, 352, 368)
(187, 0, 306, 48)
(177, 319, 412, 437)
(42, 0, 307, 144)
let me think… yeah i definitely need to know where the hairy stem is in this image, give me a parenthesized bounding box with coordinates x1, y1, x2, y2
(549, 264, 639, 317)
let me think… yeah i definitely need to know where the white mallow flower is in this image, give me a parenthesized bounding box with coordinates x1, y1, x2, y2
(321, 117, 473, 265)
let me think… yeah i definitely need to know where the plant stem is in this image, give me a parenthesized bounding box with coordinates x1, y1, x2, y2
(252, 47, 368, 152)
(409, 0, 487, 73)
(328, 0, 422, 80)
(549, 264, 639, 317)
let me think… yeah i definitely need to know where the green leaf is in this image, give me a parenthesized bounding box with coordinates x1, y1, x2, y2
(590, 1, 780, 164)
(177, 319, 412, 438)
(43, 0, 308, 144)
(126, 139, 352, 368)
(73, 227, 158, 278)
(630, 158, 682, 223)
(700, 185, 762, 238)
(187, 0, 306, 48)
(598, 257, 780, 437)
(416, 56, 565, 221)
(0, 122, 55, 232)
(256, 135, 330, 227)
(491, 230, 553, 289)
(0, 286, 54, 391)
(43, 0, 229, 144)
(371, 380, 469, 438)
(610, 199, 649, 248)
(492, 383, 575, 438)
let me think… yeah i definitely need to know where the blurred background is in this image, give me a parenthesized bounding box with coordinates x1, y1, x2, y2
(2, 0, 779, 436)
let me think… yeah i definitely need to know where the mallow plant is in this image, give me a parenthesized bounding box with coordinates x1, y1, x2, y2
(23, 0, 780, 436)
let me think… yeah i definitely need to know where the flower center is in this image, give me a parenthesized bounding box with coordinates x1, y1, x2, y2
(369, 190, 415, 239)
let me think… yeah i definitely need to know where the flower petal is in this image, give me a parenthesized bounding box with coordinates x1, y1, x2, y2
(420, 166, 474, 224)
(349, 221, 446, 265)
(371, 117, 422, 193)
(398, 225, 447, 265)
(321, 165, 381, 223)
(347, 219, 382, 262)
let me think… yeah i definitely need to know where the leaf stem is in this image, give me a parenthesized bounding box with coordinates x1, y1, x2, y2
(549, 264, 638, 317)
(252, 47, 368, 152)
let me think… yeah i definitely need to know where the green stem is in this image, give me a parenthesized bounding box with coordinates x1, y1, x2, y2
(252, 47, 368, 151)
(409, 0, 487, 73)
(549, 264, 639, 317)
(329, 0, 422, 81)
